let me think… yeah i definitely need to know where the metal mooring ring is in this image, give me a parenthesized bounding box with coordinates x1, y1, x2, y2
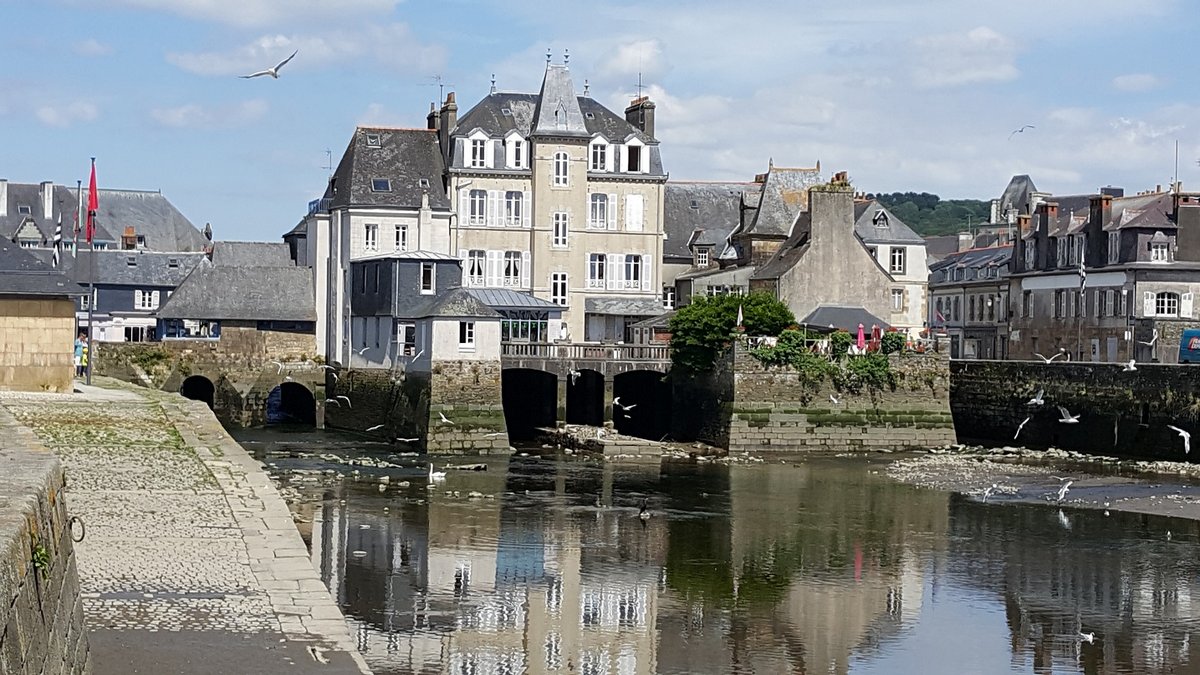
(68, 516, 86, 543)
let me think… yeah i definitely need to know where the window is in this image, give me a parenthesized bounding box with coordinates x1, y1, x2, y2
(466, 250, 485, 286)
(1103, 289, 1113, 317)
(470, 139, 487, 168)
(123, 326, 148, 343)
(952, 297, 960, 321)
(696, 248, 709, 267)
(1022, 290, 1032, 317)
(135, 290, 159, 310)
(1024, 242, 1037, 269)
(468, 189, 486, 226)
(1057, 239, 1067, 268)
(587, 253, 606, 288)
(365, 133, 381, 147)
(458, 321, 475, 350)
(624, 254, 642, 289)
(1156, 292, 1179, 317)
(418, 178, 430, 188)
(552, 212, 569, 248)
(551, 273, 568, 306)
(1108, 231, 1119, 263)
(167, 257, 179, 269)
(890, 247, 907, 275)
(503, 251, 521, 286)
(510, 139, 524, 169)
(873, 210, 889, 228)
(504, 191, 523, 227)
(553, 151, 569, 186)
(16, 205, 31, 215)
(591, 142, 607, 171)
(662, 285, 675, 310)
(968, 296, 976, 322)
(397, 323, 416, 355)
(394, 225, 408, 251)
(891, 288, 904, 311)
(987, 296, 995, 322)
(588, 194, 608, 229)
(1054, 290, 1065, 318)
(371, 178, 390, 192)
(1151, 242, 1169, 262)
(364, 223, 378, 251)
(81, 290, 91, 310)
(420, 262, 435, 295)
(627, 144, 642, 172)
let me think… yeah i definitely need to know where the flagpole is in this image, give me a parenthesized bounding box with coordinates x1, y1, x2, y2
(86, 157, 96, 386)
(74, 180, 82, 257)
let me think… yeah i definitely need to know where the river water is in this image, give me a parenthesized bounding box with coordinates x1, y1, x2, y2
(238, 431, 1200, 675)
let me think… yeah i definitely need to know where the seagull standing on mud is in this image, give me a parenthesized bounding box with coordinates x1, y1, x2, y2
(240, 50, 298, 79)
(1168, 425, 1192, 454)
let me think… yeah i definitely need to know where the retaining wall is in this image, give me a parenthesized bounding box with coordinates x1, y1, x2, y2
(0, 411, 90, 674)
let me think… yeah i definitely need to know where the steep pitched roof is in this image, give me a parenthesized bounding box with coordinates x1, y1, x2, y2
(1110, 192, 1173, 230)
(0, 182, 115, 244)
(853, 200, 925, 245)
(327, 127, 450, 210)
(156, 261, 316, 321)
(210, 241, 292, 267)
(663, 182, 751, 258)
(530, 65, 588, 136)
(93, 189, 208, 251)
(740, 167, 821, 238)
(454, 94, 653, 143)
(421, 288, 500, 319)
(0, 240, 84, 297)
(800, 305, 889, 331)
(998, 175, 1038, 217)
(750, 213, 812, 280)
(34, 250, 207, 287)
(929, 245, 1012, 282)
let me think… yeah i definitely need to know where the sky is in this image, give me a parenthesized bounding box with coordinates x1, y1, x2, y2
(3, 0, 1197, 242)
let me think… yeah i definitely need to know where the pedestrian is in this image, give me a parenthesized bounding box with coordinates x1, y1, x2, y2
(80, 341, 89, 378)
(74, 332, 86, 378)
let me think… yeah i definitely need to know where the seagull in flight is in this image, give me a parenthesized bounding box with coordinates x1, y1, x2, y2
(982, 484, 999, 502)
(336, 395, 352, 409)
(428, 464, 446, 480)
(270, 360, 285, 374)
(1122, 359, 1137, 372)
(1057, 406, 1080, 424)
(1056, 480, 1073, 503)
(568, 368, 581, 386)
(830, 394, 841, 405)
(325, 398, 341, 407)
(366, 424, 385, 432)
(1168, 425, 1192, 453)
(614, 397, 636, 412)
(1080, 631, 1095, 644)
(1008, 124, 1035, 140)
(439, 412, 454, 425)
(1015, 416, 1031, 440)
(1139, 329, 1159, 347)
(396, 437, 418, 442)
(1026, 389, 1045, 406)
(1034, 352, 1064, 363)
(240, 50, 298, 79)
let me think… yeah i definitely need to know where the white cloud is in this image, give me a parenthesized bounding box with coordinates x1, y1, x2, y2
(910, 26, 1020, 88)
(357, 103, 406, 127)
(150, 99, 268, 128)
(35, 102, 98, 127)
(74, 39, 112, 57)
(167, 23, 444, 77)
(107, 0, 399, 28)
(1112, 73, 1162, 92)
(599, 39, 666, 79)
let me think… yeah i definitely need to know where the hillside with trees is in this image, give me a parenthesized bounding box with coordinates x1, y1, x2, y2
(866, 192, 991, 236)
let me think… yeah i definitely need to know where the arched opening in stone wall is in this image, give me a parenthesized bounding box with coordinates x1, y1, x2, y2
(565, 369, 604, 427)
(180, 375, 215, 409)
(613, 370, 672, 440)
(501, 368, 557, 441)
(267, 382, 316, 426)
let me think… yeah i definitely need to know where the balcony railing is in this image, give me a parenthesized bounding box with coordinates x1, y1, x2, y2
(501, 342, 670, 362)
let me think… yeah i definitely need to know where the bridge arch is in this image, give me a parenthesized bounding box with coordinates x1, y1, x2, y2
(501, 368, 557, 440)
(613, 369, 672, 440)
(566, 368, 605, 427)
(267, 382, 316, 426)
(180, 375, 215, 409)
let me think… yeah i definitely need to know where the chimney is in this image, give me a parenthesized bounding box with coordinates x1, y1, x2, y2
(438, 92, 457, 165)
(989, 198, 1000, 224)
(0, 179, 7, 217)
(624, 96, 656, 139)
(426, 102, 439, 131)
(1100, 186, 1124, 198)
(122, 226, 137, 250)
(1176, 195, 1200, 262)
(1088, 193, 1112, 231)
(957, 232, 973, 252)
(41, 181, 54, 220)
(1016, 214, 1032, 236)
(806, 186, 853, 246)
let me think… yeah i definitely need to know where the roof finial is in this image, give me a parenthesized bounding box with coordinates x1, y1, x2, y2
(583, 79, 590, 96)
(564, 48, 569, 65)
(546, 48, 551, 64)
(490, 73, 496, 95)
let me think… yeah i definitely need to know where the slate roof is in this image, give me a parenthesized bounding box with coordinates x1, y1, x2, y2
(93, 189, 208, 251)
(156, 261, 316, 322)
(738, 167, 822, 238)
(929, 245, 1012, 284)
(456, 92, 653, 145)
(923, 235, 962, 261)
(1, 181, 116, 244)
(583, 297, 663, 316)
(465, 288, 562, 311)
(32, 250, 207, 287)
(0, 240, 84, 297)
(853, 200, 925, 245)
(750, 212, 812, 280)
(211, 241, 292, 267)
(998, 175, 1038, 218)
(629, 311, 675, 329)
(663, 182, 752, 259)
(1109, 192, 1174, 230)
(355, 250, 460, 262)
(531, 65, 589, 137)
(421, 288, 500, 319)
(327, 127, 450, 211)
(800, 305, 889, 332)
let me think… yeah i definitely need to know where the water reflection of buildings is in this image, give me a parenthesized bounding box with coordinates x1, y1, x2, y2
(308, 460, 668, 674)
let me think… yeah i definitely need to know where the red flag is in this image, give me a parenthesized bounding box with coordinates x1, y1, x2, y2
(86, 159, 97, 244)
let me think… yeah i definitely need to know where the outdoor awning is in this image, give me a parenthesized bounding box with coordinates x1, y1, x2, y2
(584, 297, 664, 317)
(800, 305, 889, 332)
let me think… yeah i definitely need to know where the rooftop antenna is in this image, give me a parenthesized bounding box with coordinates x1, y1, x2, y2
(1174, 139, 1180, 193)
(426, 75, 453, 103)
(635, 72, 645, 99)
(490, 73, 496, 95)
(323, 148, 332, 174)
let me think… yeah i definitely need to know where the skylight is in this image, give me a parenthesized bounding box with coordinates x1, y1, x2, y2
(584, 112, 595, 119)
(371, 178, 391, 192)
(501, 108, 512, 116)
(418, 178, 430, 188)
(17, 205, 31, 215)
(365, 133, 382, 147)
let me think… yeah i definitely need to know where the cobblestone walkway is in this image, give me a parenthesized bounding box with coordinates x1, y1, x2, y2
(1, 384, 370, 674)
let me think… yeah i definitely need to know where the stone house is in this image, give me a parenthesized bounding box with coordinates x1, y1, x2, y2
(749, 183, 894, 331)
(853, 200, 928, 336)
(928, 245, 1012, 358)
(1008, 187, 1200, 363)
(661, 181, 753, 310)
(0, 240, 83, 392)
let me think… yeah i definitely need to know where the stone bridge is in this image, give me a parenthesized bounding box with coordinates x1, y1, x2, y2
(500, 342, 671, 376)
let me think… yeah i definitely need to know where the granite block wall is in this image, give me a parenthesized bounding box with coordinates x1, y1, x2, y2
(0, 298, 76, 393)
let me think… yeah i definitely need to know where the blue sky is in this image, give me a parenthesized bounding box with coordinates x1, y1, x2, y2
(3, 0, 1196, 241)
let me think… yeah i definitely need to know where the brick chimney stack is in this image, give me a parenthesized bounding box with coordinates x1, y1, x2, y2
(438, 92, 457, 165)
(426, 102, 439, 132)
(624, 96, 656, 139)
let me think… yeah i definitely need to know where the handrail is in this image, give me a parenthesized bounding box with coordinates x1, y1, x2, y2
(500, 341, 670, 361)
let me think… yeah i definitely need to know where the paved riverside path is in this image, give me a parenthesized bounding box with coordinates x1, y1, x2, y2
(0, 383, 370, 674)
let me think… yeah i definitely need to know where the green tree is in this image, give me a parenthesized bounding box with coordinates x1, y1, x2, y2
(669, 293, 795, 372)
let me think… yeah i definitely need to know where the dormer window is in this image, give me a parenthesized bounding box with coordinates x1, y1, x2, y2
(689, 200, 699, 209)
(695, 248, 709, 267)
(470, 138, 487, 168)
(1151, 241, 1169, 262)
(365, 133, 381, 147)
(872, 209, 889, 228)
(626, 145, 642, 172)
(136, 235, 146, 247)
(16, 205, 31, 215)
(418, 178, 430, 188)
(505, 134, 525, 169)
(126, 256, 137, 267)
(371, 178, 391, 192)
(590, 141, 608, 172)
(585, 112, 595, 119)
(168, 257, 179, 269)
(501, 108, 512, 116)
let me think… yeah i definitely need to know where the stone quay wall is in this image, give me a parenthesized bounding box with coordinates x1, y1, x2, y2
(0, 297, 76, 394)
(0, 413, 90, 674)
(951, 359, 1200, 459)
(674, 343, 956, 452)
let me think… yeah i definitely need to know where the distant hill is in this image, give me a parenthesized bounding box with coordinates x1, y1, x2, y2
(867, 192, 991, 237)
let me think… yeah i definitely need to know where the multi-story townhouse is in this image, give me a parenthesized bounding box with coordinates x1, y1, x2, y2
(854, 200, 928, 337)
(928, 245, 1012, 358)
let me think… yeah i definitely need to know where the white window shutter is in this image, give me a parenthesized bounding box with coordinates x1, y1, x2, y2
(459, 249, 469, 285)
(485, 140, 495, 169)
(607, 256, 619, 290)
(458, 188, 469, 224)
(521, 251, 531, 289)
(625, 195, 644, 232)
(487, 250, 503, 287)
(522, 190, 531, 228)
(1183, 292, 1195, 318)
(151, 290, 160, 309)
(605, 144, 614, 172)
(1143, 291, 1155, 316)
(607, 193, 617, 230)
(640, 256, 651, 291)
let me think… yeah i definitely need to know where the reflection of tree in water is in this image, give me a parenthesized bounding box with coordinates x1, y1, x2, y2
(951, 496, 1200, 674)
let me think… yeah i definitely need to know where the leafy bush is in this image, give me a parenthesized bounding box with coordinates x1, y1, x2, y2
(833, 353, 896, 394)
(669, 293, 796, 372)
(880, 331, 906, 354)
(829, 330, 853, 356)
